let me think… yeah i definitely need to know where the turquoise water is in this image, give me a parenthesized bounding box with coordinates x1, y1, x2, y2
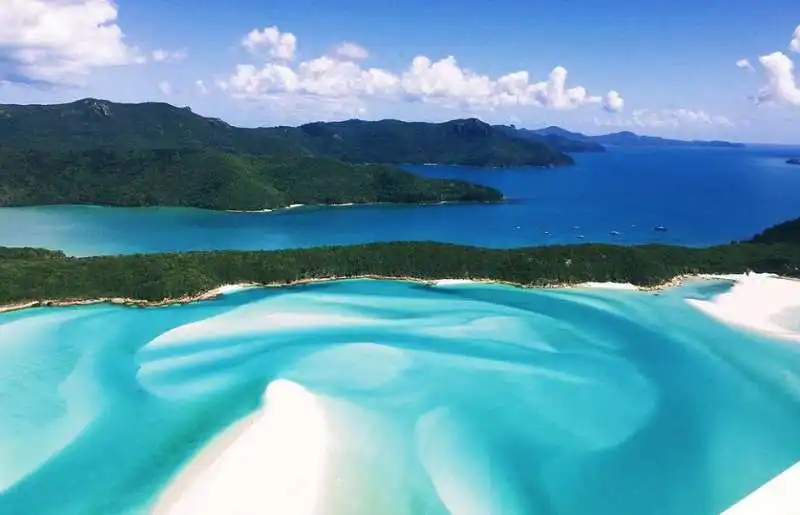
(1, 147, 800, 256)
(2, 279, 800, 514)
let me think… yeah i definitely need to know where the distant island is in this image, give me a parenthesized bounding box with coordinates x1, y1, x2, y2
(518, 126, 744, 149)
(0, 217, 797, 306)
(788, 158, 800, 165)
(0, 98, 572, 168)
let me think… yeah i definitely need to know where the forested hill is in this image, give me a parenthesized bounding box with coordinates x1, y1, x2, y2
(0, 149, 502, 211)
(748, 217, 800, 245)
(0, 99, 571, 167)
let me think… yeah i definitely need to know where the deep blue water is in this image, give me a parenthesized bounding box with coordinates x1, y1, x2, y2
(0, 146, 799, 256)
(1, 279, 800, 514)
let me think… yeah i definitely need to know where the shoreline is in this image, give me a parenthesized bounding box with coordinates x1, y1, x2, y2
(225, 198, 502, 214)
(0, 273, 756, 315)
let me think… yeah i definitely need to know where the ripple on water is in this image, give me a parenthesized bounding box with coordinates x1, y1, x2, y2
(0, 279, 800, 514)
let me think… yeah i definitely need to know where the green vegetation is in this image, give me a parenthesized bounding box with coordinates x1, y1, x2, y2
(1, 223, 799, 304)
(0, 99, 571, 167)
(0, 148, 501, 210)
(749, 217, 800, 245)
(283, 118, 573, 166)
(495, 125, 606, 153)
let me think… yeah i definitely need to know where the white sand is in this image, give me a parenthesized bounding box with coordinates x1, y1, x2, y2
(431, 279, 478, 286)
(151, 379, 329, 515)
(204, 283, 259, 297)
(578, 282, 640, 290)
(721, 460, 800, 514)
(686, 273, 800, 341)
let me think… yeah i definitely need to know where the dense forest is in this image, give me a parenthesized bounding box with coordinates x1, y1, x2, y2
(0, 98, 571, 167)
(1, 216, 798, 304)
(748, 217, 800, 244)
(0, 148, 502, 210)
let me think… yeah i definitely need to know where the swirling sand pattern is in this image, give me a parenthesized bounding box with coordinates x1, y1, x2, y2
(1, 279, 800, 514)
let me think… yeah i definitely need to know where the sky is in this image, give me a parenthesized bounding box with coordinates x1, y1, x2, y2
(1, 0, 799, 143)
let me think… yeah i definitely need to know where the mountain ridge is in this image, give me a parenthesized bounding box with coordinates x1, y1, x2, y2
(0, 98, 572, 167)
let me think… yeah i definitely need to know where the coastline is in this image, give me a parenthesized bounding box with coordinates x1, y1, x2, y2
(225, 198, 501, 214)
(0, 272, 746, 314)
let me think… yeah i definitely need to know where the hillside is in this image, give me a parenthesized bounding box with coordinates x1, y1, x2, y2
(494, 125, 606, 153)
(748, 217, 800, 245)
(280, 118, 574, 166)
(0, 99, 572, 167)
(0, 149, 502, 211)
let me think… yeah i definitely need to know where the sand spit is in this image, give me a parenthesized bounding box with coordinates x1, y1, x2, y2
(686, 273, 800, 341)
(722, 460, 800, 514)
(151, 379, 329, 515)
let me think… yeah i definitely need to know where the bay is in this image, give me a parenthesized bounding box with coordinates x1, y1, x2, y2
(1, 146, 799, 256)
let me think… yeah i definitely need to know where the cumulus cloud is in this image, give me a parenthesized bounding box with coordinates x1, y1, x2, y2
(334, 42, 369, 61)
(152, 48, 188, 63)
(158, 81, 173, 96)
(756, 51, 800, 106)
(745, 26, 800, 106)
(0, 0, 142, 85)
(596, 108, 734, 128)
(736, 58, 755, 71)
(221, 26, 620, 118)
(242, 26, 297, 61)
(603, 90, 624, 112)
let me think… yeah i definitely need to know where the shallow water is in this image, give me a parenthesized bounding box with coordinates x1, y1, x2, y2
(1, 146, 799, 256)
(1, 279, 800, 514)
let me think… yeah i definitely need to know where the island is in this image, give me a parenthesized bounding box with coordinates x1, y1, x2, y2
(509, 126, 744, 149)
(788, 158, 800, 166)
(1, 217, 798, 307)
(0, 148, 501, 211)
(0, 99, 572, 168)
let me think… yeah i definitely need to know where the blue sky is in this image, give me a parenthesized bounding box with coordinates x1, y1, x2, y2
(1, 0, 799, 143)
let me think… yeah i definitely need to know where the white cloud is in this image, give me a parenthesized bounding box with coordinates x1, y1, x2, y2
(790, 25, 800, 53)
(603, 90, 624, 112)
(756, 51, 800, 106)
(242, 26, 296, 61)
(158, 81, 173, 96)
(736, 58, 755, 71)
(0, 0, 142, 84)
(222, 27, 620, 118)
(152, 48, 188, 63)
(596, 108, 734, 128)
(195, 79, 209, 95)
(333, 42, 369, 61)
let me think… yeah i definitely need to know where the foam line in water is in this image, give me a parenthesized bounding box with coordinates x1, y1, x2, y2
(152, 379, 329, 515)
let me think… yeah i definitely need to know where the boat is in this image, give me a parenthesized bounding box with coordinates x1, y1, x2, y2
(654, 225, 668, 232)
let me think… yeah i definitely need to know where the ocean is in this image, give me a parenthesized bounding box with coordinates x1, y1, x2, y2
(1, 279, 800, 515)
(0, 146, 798, 256)
(1, 146, 800, 514)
